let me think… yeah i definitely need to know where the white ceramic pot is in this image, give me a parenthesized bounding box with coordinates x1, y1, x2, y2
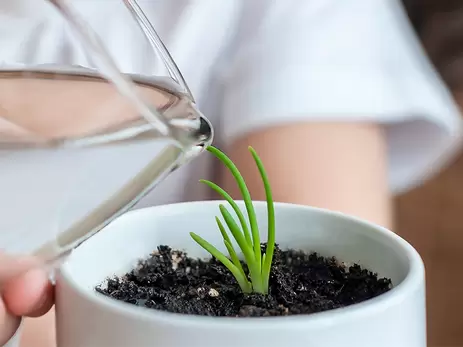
(55, 201, 426, 347)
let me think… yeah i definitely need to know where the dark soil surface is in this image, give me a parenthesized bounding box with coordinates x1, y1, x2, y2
(96, 244, 392, 317)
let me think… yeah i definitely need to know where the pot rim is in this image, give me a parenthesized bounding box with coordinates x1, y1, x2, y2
(59, 200, 424, 330)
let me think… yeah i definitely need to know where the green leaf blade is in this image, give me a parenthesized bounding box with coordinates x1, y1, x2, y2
(215, 216, 232, 244)
(190, 232, 251, 293)
(206, 146, 262, 267)
(249, 146, 275, 294)
(220, 205, 265, 293)
(219, 205, 254, 265)
(216, 217, 247, 280)
(223, 239, 247, 282)
(201, 179, 252, 245)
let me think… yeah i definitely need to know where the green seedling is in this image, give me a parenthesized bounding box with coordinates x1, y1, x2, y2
(190, 146, 275, 294)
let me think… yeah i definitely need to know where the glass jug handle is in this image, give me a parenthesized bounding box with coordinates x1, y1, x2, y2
(122, 0, 195, 102)
(47, 0, 171, 138)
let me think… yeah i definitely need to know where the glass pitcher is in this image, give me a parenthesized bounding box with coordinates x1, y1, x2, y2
(0, 0, 213, 269)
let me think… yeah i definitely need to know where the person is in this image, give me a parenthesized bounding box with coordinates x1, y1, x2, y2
(1, 0, 462, 346)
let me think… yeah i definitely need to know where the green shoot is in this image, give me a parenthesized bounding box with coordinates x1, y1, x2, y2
(190, 232, 252, 293)
(189, 145, 276, 294)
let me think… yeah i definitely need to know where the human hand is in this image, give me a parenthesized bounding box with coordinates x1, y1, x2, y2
(0, 253, 54, 345)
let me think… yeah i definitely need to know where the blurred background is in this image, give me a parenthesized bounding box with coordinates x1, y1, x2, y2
(402, 0, 463, 345)
(3, 1, 463, 346)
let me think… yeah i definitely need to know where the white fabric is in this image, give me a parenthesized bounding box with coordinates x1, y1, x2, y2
(0, 0, 461, 252)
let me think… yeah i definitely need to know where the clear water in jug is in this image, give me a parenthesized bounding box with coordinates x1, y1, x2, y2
(0, 0, 213, 273)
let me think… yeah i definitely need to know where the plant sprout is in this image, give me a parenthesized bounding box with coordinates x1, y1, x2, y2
(190, 145, 275, 294)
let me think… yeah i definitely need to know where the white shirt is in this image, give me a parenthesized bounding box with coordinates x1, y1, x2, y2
(0, 0, 462, 253)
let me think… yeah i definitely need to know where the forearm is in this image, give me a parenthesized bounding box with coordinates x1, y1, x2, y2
(220, 122, 393, 230)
